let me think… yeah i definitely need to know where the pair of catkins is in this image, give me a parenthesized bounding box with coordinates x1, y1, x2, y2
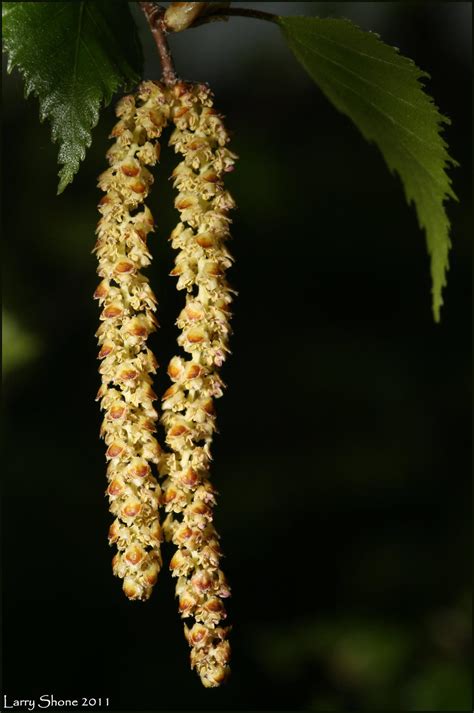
(93, 80, 236, 688)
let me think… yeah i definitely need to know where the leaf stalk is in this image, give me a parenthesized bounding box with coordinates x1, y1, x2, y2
(191, 6, 278, 28)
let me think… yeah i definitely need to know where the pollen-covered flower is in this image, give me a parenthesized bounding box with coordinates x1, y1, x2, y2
(161, 81, 237, 687)
(94, 81, 172, 601)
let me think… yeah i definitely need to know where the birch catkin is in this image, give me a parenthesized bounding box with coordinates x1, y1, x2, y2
(95, 78, 236, 686)
(95, 82, 172, 601)
(161, 81, 237, 687)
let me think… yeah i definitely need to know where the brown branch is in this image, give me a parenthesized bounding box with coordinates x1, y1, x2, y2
(191, 6, 279, 28)
(140, 2, 177, 85)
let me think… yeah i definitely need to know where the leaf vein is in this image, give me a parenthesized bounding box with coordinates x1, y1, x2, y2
(72, 2, 85, 91)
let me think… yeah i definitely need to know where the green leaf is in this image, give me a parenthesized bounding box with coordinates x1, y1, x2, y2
(2, 1, 142, 193)
(279, 16, 457, 321)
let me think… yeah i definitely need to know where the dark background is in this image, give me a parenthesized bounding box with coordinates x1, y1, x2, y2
(2, 2, 471, 711)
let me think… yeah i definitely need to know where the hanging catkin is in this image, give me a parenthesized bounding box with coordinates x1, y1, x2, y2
(160, 81, 237, 687)
(94, 81, 172, 601)
(94, 77, 236, 687)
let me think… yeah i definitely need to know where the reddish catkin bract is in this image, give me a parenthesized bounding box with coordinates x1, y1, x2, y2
(95, 81, 173, 601)
(161, 81, 237, 688)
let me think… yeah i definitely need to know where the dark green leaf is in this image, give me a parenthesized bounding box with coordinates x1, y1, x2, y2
(2, 1, 142, 193)
(279, 16, 457, 321)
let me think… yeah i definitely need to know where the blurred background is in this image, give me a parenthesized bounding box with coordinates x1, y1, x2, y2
(2, 2, 472, 711)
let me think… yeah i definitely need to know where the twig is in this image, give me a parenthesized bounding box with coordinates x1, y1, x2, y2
(140, 2, 177, 85)
(191, 6, 278, 28)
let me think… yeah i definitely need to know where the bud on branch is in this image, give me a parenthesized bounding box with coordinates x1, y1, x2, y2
(164, 3, 232, 32)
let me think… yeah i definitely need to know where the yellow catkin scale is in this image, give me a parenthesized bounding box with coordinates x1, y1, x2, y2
(94, 81, 173, 601)
(161, 81, 237, 687)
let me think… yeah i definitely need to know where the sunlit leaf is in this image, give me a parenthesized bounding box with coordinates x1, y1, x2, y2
(279, 16, 457, 321)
